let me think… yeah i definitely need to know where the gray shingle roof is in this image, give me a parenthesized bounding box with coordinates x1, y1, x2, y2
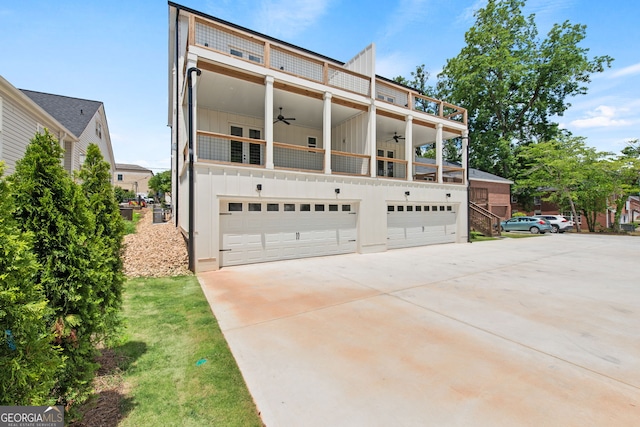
(20, 90, 102, 137)
(115, 163, 153, 173)
(414, 156, 513, 184)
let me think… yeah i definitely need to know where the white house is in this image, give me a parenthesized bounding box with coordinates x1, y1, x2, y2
(168, 2, 469, 272)
(0, 75, 78, 175)
(20, 90, 116, 177)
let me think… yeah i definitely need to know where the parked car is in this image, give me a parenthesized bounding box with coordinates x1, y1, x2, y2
(499, 216, 552, 234)
(533, 215, 574, 233)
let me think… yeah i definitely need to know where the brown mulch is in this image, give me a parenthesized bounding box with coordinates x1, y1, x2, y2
(122, 207, 191, 278)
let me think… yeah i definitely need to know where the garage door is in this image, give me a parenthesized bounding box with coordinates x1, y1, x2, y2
(387, 203, 457, 249)
(220, 200, 357, 267)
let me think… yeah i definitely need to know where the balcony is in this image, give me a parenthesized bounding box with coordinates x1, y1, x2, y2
(189, 14, 466, 125)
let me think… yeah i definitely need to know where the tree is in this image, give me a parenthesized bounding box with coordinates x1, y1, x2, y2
(78, 144, 125, 342)
(437, 0, 612, 178)
(517, 134, 610, 232)
(606, 142, 640, 231)
(148, 170, 171, 200)
(0, 163, 62, 405)
(10, 130, 103, 405)
(114, 186, 135, 203)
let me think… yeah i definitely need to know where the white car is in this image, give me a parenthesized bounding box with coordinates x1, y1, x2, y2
(533, 215, 574, 233)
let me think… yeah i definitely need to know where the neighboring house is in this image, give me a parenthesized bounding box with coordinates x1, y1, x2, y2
(469, 168, 513, 220)
(168, 2, 469, 271)
(20, 89, 116, 177)
(0, 75, 78, 175)
(114, 163, 154, 195)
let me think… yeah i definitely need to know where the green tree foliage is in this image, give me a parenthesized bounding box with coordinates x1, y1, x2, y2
(148, 170, 171, 199)
(114, 186, 135, 203)
(0, 163, 62, 405)
(606, 142, 640, 231)
(437, 0, 612, 178)
(10, 130, 102, 405)
(517, 134, 611, 232)
(78, 144, 125, 342)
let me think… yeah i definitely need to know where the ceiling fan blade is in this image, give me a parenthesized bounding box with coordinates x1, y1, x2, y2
(284, 117, 296, 121)
(283, 119, 291, 125)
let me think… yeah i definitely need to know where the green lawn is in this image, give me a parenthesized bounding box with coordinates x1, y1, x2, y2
(123, 212, 141, 235)
(117, 276, 262, 426)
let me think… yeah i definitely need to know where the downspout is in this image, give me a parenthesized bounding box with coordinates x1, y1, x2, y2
(174, 7, 180, 226)
(187, 67, 201, 272)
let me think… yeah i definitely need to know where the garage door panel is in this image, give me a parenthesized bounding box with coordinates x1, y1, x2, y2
(220, 201, 357, 267)
(387, 205, 457, 250)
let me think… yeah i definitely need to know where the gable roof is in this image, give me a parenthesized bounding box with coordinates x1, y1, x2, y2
(20, 90, 102, 137)
(115, 163, 153, 173)
(414, 156, 513, 184)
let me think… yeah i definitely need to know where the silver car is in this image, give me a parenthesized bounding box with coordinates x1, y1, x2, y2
(533, 215, 575, 233)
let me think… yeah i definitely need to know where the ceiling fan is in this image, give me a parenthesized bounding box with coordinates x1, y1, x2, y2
(390, 132, 405, 143)
(274, 107, 296, 125)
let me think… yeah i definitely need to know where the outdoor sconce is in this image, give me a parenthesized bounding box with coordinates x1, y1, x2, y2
(405, 191, 410, 196)
(335, 188, 340, 194)
(446, 193, 451, 198)
(256, 184, 262, 191)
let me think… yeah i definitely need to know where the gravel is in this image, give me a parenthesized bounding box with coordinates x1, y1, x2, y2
(122, 208, 191, 278)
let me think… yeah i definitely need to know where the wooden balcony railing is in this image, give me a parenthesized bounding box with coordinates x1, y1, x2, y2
(197, 130, 266, 166)
(190, 15, 466, 122)
(331, 151, 370, 176)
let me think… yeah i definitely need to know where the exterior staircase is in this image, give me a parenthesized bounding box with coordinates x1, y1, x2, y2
(470, 202, 502, 237)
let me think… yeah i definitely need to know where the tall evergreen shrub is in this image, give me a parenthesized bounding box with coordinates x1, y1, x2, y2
(10, 130, 101, 405)
(0, 163, 62, 405)
(78, 144, 125, 341)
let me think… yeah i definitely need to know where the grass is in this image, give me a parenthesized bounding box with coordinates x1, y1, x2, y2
(470, 231, 498, 241)
(114, 276, 262, 426)
(123, 212, 141, 235)
(500, 231, 545, 238)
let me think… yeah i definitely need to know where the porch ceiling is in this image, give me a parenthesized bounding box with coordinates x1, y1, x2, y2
(196, 69, 457, 144)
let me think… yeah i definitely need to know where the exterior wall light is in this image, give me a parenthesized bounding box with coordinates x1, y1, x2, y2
(446, 193, 451, 198)
(335, 188, 340, 194)
(405, 191, 410, 196)
(256, 184, 262, 191)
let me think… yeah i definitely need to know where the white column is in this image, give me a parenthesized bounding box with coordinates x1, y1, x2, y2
(436, 123, 443, 183)
(462, 129, 469, 184)
(265, 76, 274, 169)
(369, 102, 377, 177)
(405, 115, 413, 181)
(323, 92, 332, 175)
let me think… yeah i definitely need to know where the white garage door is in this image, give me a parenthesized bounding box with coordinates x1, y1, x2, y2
(220, 200, 357, 267)
(387, 203, 457, 249)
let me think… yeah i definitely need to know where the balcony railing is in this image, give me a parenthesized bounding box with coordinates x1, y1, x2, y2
(274, 142, 324, 172)
(197, 131, 266, 166)
(331, 151, 370, 176)
(190, 16, 465, 123)
(196, 131, 466, 185)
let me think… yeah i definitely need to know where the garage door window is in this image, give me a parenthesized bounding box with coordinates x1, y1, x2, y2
(315, 204, 325, 211)
(342, 205, 351, 212)
(249, 203, 261, 211)
(388, 205, 395, 212)
(267, 203, 279, 211)
(229, 202, 242, 211)
(439, 206, 445, 211)
(407, 206, 413, 212)
(301, 204, 311, 211)
(284, 204, 295, 211)
(416, 206, 422, 211)
(329, 204, 338, 211)
(397, 206, 404, 212)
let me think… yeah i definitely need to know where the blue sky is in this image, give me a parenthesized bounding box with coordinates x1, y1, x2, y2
(1, 0, 638, 171)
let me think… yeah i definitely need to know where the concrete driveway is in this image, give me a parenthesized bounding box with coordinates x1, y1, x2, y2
(198, 234, 639, 426)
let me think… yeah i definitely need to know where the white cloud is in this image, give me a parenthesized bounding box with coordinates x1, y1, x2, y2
(376, 52, 418, 80)
(254, 0, 331, 39)
(457, 0, 486, 24)
(610, 63, 640, 79)
(569, 105, 632, 129)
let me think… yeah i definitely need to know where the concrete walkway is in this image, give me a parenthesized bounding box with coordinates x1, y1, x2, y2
(199, 234, 640, 426)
